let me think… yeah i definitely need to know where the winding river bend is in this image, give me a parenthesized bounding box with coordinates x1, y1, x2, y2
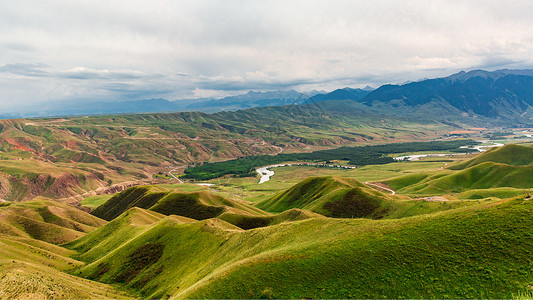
(256, 163, 356, 184)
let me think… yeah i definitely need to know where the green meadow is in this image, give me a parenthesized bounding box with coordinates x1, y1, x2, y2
(0, 139, 532, 298)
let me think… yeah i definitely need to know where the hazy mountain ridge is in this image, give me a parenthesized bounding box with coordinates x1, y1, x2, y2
(8, 90, 320, 118)
(359, 69, 533, 121)
(184, 90, 311, 111)
(308, 87, 371, 102)
(5, 69, 533, 124)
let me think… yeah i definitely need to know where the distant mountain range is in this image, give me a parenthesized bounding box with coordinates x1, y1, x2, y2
(184, 90, 314, 112)
(10, 90, 330, 118)
(308, 87, 372, 103)
(359, 69, 533, 120)
(6, 69, 533, 126)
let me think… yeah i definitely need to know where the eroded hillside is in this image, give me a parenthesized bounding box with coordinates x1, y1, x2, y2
(0, 105, 453, 201)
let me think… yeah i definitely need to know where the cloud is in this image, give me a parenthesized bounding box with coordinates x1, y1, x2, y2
(0, 42, 36, 52)
(1, 0, 533, 111)
(0, 63, 50, 77)
(194, 72, 315, 91)
(59, 67, 149, 80)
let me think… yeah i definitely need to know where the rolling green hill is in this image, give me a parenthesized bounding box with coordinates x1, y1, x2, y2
(451, 144, 533, 169)
(256, 176, 472, 219)
(217, 208, 325, 230)
(66, 207, 170, 263)
(257, 177, 392, 217)
(387, 162, 533, 195)
(67, 196, 533, 299)
(0, 198, 106, 244)
(0, 199, 131, 299)
(91, 186, 268, 222)
(384, 145, 533, 196)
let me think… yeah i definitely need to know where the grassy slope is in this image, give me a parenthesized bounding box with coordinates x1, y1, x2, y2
(92, 185, 268, 222)
(0, 234, 130, 299)
(67, 207, 170, 263)
(454, 187, 527, 200)
(393, 162, 533, 195)
(384, 144, 533, 196)
(70, 197, 533, 299)
(0, 200, 130, 299)
(0, 199, 106, 244)
(218, 208, 325, 230)
(0, 260, 130, 299)
(0, 103, 453, 201)
(451, 144, 533, 169)
(256, 176, 474, 219)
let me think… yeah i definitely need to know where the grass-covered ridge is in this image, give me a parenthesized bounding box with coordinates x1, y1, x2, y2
(451, 143, 533, 169)
(384, 144, 533, 196)
(0, 198, 106, 244)
(66, 207, 170, 263)
(0, 200, 131, 299)
(256, 176, 474, 219)
(68, 197, 533, 299)
(91, 185, 268, 223)
(218, 208, 325, 230)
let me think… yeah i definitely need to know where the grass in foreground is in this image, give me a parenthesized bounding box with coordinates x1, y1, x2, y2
(67, 197, 533, 299)
(0, 200, 131, 299)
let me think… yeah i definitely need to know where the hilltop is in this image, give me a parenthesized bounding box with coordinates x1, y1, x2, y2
(257, 176, 476, 219)
(451, 144, 533, 169)
(0, 199, 106, 244)
(91, 185, 267, 221)
(65, 197, 533, 299)
(383, 144, 533, 197)
(0, 199, 131, 299)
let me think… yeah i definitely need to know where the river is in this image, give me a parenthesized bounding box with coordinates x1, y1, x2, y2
(256, 141, 506, 183)
(256, 163, 356, 184)
(394, 141, 504, 161)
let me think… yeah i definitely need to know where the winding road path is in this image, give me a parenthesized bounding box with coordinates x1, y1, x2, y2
(364, 182, 396, 195)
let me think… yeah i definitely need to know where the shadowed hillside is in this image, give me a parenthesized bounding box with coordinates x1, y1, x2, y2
(67, 197, 533, 299)
(0, 200, 131, 299)
(256, 176, 471, 219)
(92, 186, 267, 222)
(0, 199, 106, 244)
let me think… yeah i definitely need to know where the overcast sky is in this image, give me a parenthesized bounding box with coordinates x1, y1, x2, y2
(1, 0, 533, 111)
